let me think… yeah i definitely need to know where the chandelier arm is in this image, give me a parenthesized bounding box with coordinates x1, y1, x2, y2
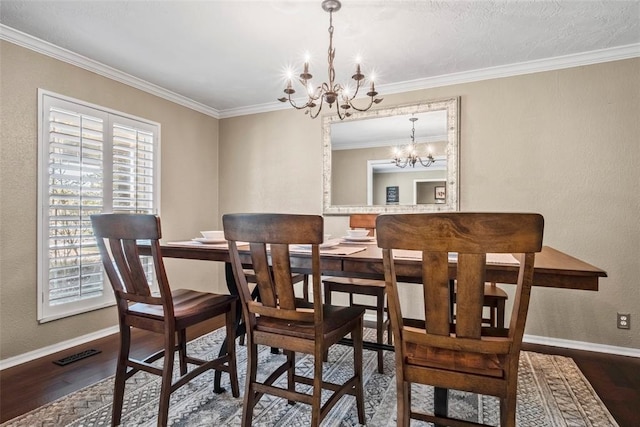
(348, 96, 376, 112)
(282, 93, 315, 111)
(309, 97, 325, 119)
(417, 157, 434, 167)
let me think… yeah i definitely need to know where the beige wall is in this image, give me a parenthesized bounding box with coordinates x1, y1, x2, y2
(0, 41, 223, 359)
(220, 59, 640, 351)
(1, 40, 638, 361)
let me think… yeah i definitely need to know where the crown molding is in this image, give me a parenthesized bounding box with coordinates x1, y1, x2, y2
(3, 24, 638, 120)
(228, 43, 640, 118)
(0, 24, 221, 118)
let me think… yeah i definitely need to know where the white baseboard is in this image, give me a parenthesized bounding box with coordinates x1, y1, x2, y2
(523, 333, 640, 358)
(363, 313, 639, 358)
(0, 325, 119, 371)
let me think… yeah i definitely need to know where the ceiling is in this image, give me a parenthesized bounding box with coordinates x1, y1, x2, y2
(1, 1, 639, 118)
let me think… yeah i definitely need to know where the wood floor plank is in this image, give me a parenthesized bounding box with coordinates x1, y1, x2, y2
(1, 326, 638, 426)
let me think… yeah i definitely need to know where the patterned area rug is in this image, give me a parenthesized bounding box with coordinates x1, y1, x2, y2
(2, 329, 618, 427)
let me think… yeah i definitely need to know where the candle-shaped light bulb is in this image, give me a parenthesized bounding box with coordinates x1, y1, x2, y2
(300, 53, 312, 80)
(304, 53, 310, 73)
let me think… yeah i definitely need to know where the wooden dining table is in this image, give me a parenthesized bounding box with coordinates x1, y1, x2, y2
(138, 241, 607, 407)
(147, 242, 606, 291)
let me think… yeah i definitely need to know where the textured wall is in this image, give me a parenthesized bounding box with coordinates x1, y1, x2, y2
(219, 59, 640, 351)
(0, 41, 222, 359)
(1, 40, 638, 361)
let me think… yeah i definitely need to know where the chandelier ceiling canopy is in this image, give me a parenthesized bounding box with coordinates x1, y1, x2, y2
(278, 0, 383, 120)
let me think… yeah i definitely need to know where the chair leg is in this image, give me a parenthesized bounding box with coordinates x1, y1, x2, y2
(225, 307, 240, 397)
(352, 318, 366, 425)
(500, 396, 516, 427)
(286, 350, 296, 405)
(497, 299, 506, 329)
(322, 284, 332, 362)
(111, 326, 130, 427)
(302, 274, 309, 301)
(311, 346, 324, 427)
(376, 290, 385, 374)
(177, 329, 188, 376)
(242, 339, 258, 427)
(386, 310, 392, 346)
(158, 330, 175, 427)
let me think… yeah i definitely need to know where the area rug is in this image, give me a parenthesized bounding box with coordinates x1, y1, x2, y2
(2, 329, 618, 427)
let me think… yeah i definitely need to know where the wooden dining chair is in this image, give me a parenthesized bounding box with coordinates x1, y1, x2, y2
(91, 214, 239, 426)
(322, 213, 391, 373)
(223, 213, 366, 427)
(377, 212, 544, 427)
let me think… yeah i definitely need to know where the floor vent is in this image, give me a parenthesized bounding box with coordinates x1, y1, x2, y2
(53, 349, 102, 366)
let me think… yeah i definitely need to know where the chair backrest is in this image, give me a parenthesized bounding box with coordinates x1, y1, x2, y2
(350, 213, 378, 237)
(91, 214, 172, 315)
(376, 213, 543, 360)
(223, 213, 324, 332)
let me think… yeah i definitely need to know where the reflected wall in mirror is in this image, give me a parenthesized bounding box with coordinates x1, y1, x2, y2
(323, 97, 459, 215)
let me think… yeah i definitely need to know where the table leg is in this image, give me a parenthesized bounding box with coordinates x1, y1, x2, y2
(434, 387, 448, 426)
(214, 263, 244, 393)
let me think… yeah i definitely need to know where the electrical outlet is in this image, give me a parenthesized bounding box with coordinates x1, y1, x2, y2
(617, 313, 630, 329)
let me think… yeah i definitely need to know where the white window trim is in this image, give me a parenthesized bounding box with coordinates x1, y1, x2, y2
(37, 89, 161, 323)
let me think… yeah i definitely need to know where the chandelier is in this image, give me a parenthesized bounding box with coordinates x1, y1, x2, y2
(392, 117, 436, 168)
(277, 0, 383, 120)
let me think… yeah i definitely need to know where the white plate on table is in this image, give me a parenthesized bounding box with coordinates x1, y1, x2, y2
(293, 239, 341, 250)
(192, 237, 227, 244)
(342, 236, 376, 242)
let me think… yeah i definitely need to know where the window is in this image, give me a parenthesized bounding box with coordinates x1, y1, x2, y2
(37, 90, 160, 322)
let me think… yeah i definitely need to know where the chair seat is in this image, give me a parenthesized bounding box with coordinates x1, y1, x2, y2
(405, 343, 504, 378)
(128, 289, 237, 328)
(323, 276, 386, 293)
(256, 304, 365, 340)
(483, 283, 508, 299)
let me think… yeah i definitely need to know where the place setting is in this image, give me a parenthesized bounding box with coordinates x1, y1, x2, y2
(168, 230, 243, 249)
(340, 228, 377, 245)
(290, 234, 366, 255)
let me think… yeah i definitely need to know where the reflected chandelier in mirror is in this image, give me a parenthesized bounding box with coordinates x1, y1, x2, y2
(322, 97, 459, 215)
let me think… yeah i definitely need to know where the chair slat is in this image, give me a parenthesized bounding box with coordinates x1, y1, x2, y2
(423, 251, 451, 336)
(249, 242, 277, 307)
(455, 253, 485, 339)
(270, 243, 296, 310)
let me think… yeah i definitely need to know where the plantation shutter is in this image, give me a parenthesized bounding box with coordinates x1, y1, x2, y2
(38, 90, 159, 322)
(112, 121, 155, 213)
(45, 103, 106, 310)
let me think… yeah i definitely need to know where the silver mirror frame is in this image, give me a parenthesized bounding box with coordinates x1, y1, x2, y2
(322, 97, 460, 215)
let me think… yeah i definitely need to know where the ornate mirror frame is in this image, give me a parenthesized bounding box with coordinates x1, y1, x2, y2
(322, 97, 460, 215)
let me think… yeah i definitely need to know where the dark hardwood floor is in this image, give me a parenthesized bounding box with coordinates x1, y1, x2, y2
(1, 319, 639, 426)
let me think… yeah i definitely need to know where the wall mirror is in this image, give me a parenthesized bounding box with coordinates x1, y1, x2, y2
(322, 97, 459, 215)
